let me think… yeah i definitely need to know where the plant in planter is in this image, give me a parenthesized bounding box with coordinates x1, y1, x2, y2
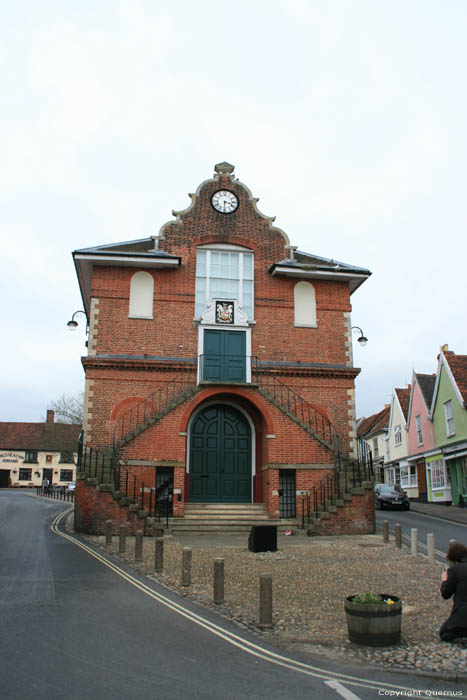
(344, 593, 402, 646)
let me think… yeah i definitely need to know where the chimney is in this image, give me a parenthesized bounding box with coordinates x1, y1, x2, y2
(46, 410, 54, 430)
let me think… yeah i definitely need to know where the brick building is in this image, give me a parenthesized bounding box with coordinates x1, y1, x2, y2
(73, 162, 373, 534)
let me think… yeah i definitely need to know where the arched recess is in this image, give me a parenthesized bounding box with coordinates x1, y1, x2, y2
(129, 271, 154, 319)
(294, 281, 316, 327)
(179, 386, 275, 435)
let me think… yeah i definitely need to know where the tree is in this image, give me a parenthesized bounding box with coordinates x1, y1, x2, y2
(48, 392, 84, 424)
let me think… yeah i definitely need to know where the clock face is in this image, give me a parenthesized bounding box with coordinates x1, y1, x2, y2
(211, 190, 238, 213)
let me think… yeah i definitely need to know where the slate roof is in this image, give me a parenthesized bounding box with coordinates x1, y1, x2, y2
(0, 420, 81, 451)
(357, 405, 390, 438)
(73, 237, 180, 259)
(416, 373, 436, 408)
(395, 388, 411, 421)
(444, 352, 467, 406)
(269, 250, 371, 295)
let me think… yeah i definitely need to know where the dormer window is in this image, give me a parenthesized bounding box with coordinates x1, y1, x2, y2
(195, 246, 254, 320)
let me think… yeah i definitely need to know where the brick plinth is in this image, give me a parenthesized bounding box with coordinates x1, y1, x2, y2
(307, 485, 376, 536)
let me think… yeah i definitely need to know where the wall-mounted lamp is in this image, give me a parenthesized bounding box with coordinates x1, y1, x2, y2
(351, 326, 368, 347)
(67, 310, 88, 332)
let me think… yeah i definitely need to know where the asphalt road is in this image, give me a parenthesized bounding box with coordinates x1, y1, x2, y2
(375, 508, 467, 562)
(0, 491, 463, 700)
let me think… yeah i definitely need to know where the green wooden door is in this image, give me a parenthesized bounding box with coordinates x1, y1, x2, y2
(203, 330, 246, 382)
(190, 405, 251, 502)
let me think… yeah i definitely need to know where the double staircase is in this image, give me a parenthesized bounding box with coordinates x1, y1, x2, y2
(77, 366, 373, 535)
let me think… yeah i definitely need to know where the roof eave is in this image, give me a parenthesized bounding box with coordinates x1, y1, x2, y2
(269, 264, 371, 294)
(73, 252, 181, 316)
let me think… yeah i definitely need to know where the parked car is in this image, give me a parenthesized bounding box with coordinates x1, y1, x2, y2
(374, 483, 410, 510)
(67, 481, 76, 493)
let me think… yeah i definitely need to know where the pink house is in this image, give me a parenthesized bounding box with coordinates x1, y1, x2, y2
(406, 371, 436, 501)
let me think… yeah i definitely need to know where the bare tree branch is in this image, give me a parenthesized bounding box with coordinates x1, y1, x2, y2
(47, 392, 84, 424)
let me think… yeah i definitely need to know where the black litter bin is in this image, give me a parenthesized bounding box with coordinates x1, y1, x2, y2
(248, 525, 277, 553)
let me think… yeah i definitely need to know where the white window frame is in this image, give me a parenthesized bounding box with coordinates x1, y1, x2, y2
(400, 464, 417, 488)
(385, 467, 395, 485)
(372, 438, 379, 459)
(394, 424, 402, 446)
(415, 415, 423, 445)
(195, 245, 254, 320)
(444, 400, 455, 437)
(430, 459, 446, 489)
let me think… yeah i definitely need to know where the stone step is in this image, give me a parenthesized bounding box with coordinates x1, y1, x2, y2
(184, 505, 267, 513)
(166, 519, 298, 534)
(183, 514, 270, 521)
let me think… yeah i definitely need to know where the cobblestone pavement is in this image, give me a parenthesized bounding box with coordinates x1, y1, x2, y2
(84, 530, 467, 678)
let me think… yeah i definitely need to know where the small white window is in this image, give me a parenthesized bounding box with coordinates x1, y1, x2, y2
(444, 400, 455, 437)
(294, 281, 317, 327)
(372, 438, 379, 458)
(385, 437, 390, 461)
(394, 424, 402, 446)
(129, 271, 154, 319)
(415, 415, 423, 445)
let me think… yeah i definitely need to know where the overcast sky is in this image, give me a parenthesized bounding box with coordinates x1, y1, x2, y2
(2, 0, 466, 423)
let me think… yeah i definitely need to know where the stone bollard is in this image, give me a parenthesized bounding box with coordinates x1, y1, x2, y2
(105, 520, 113, 547)
(135, 530, 143, 562)
(383, 520, 389, 544)
(181, 547, 192, 587)
(119, 524, 127, 554)
(395, 523, 402, 549)
(427, 533, 435, 563)
(154, 537, 164, 573)
(259, 574, 273, 628)
(411, 528, 418, 557)
(213, 558, 224, 605)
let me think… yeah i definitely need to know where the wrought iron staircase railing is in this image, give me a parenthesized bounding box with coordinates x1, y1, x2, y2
(78, 444, 116, 484)
(299, 452, 374, 528)
(116, 467, 172, 528)
(112, 367, 197, 450)
(252, 364, 342, 456)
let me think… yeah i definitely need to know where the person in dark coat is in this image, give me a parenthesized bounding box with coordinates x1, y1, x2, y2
(440, 541, 467, 642)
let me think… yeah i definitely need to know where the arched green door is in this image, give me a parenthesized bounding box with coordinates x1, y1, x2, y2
(190, 405, 252, 502)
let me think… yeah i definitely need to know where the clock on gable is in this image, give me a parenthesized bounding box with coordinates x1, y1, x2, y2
(211, 190, 238, 214)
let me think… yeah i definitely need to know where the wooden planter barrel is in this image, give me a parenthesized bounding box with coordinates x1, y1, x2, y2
(345, 595, 402, 646)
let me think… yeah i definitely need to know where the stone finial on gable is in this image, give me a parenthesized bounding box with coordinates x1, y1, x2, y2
(214, 162, 235, 175)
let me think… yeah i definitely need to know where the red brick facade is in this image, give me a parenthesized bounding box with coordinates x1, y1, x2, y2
(73, 162, 372, 533)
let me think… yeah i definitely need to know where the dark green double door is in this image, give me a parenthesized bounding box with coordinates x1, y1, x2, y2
(190, 405, 251, 502)
(203, 330, 246, 382)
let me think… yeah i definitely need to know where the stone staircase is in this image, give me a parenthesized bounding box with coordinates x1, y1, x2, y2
(166, 503, 297, 535)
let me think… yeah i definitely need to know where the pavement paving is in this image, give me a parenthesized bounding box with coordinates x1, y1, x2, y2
(409, 501, 467, 526)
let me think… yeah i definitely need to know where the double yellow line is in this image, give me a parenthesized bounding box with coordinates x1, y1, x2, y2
(51, 509, 440, 697)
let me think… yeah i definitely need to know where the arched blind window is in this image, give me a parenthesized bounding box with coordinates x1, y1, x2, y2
(129, 271, 154, 319)
(294, 281, 316, 327)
